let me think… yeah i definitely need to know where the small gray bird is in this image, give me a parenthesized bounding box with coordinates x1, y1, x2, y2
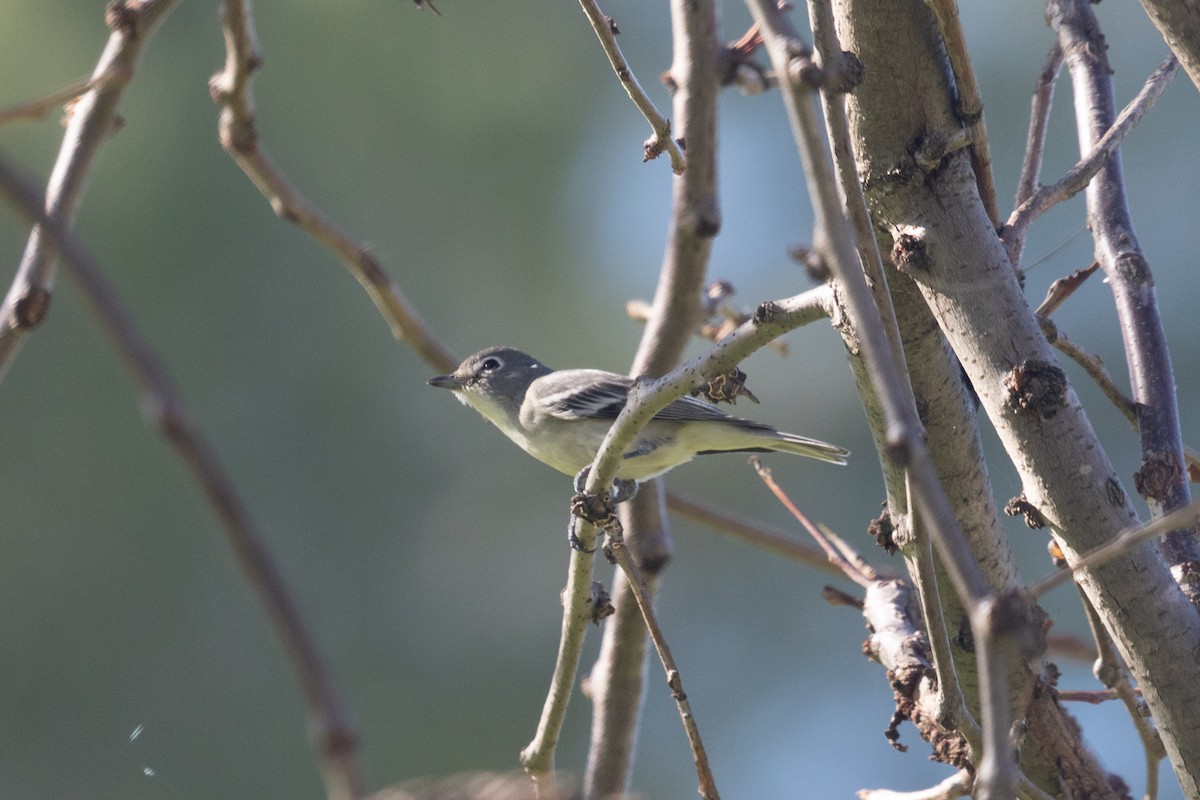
(428, 347, 848, 488)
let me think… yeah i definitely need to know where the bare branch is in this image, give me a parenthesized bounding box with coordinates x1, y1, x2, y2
(857, 769, 971, 800)
(923, 0, 1000, 229)
(518, 517, 603, 787)
(1028, 496, 1200, 599)
(1004, 55, 1179, 269)
(0, 154, 364, 800)
(576, 0, 686, 174)
(751, 458, 874, 587)
(604, 536, 720, 799)
(583, 1, 721, 793)
(1137, 0, 1200, 92)
(0, 0, 179, 384)
(1034, 260, 1098, 317)
(666, 491, 862, 580)
(210, 0, 456, 373)
(1075, 587, 1166, 798)
(583, 287, 834, 494)
(1051, 0, 1200, 578)
(1008, 43, 1063, 268)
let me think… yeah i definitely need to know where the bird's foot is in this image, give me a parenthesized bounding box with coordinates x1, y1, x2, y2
(572, 466, 640, 503)
(568, 467, 629, 551)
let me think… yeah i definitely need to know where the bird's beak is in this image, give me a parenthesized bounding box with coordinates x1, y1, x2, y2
(428, 373, 464, 390)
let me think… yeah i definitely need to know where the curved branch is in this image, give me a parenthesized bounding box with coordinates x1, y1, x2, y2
(0, 155, 364, 800)
(210, 0, 456, 373)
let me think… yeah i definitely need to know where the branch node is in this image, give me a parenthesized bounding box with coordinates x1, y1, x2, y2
(1133, 451, 1183, 504)
(821, 51, 864, 94)
(105, 0, 140, 35)
(890, 226, 929, 273)
(1003, 359, 1067, 419)
(1004, 494, 1047, 529)
(868, 504, 899, 555)
(752, 299, 778, 324)
(12, 286, 51, 328)
(587, 581, 615, 624)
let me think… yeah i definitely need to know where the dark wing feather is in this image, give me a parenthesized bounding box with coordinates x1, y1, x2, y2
(542, 373, 771, 429)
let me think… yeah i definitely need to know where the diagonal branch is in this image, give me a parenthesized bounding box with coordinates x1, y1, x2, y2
(0, 0, 179, 384)
(576, 0, 686, 174)
(0, 154, 364, 800)
(210, 0, 456, 373)
(1003, 55, 1179, 269)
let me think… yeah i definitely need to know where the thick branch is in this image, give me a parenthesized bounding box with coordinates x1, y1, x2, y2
(832, 0, 1200, 792)
(747, 3, 1032, 797)
(1136, 0, 1200, 92)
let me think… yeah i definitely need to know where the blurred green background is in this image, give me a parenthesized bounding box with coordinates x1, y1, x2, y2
(1, 2, 1197, 798)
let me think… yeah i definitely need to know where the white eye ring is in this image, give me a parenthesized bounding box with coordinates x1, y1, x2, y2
(480, 356, 503, 372)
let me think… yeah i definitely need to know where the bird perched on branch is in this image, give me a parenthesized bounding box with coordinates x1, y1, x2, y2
(429, 346, 847, 496)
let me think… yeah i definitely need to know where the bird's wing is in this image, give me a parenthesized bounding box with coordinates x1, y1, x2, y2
(534, 370, 749, 424)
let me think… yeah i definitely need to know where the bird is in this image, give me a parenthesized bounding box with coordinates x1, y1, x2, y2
(428, 346, 848, 491)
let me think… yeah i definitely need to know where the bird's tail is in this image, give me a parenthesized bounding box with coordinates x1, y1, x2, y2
(698, 429, 849, 465)
(767, 432, 850, 465)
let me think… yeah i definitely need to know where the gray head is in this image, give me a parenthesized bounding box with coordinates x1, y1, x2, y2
(428, 346, 553, 417)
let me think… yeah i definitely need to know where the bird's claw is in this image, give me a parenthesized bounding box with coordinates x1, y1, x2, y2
(572, 466, 640, 503)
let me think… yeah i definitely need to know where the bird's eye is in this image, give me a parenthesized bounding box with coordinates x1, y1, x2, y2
(480, 356, 503, 372)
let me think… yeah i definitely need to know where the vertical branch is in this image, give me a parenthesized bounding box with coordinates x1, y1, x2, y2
(1008, 44, 1063, 269)
(744, 2, 1032, 797)
(0, 0, 179, 383)
(1048, 0, 1200, 584)
(923, 0, 1001, 229)
(584, 2, 722, 797)
(0, 156, 364, 800)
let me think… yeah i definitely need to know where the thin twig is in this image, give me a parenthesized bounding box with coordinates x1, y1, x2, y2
(0, 72, 115, 126)
(857, 769, 972, 800)
(0, 0, 179, 384)
(210, 0, 456, 373)
(1039, 317, 1138, 424)
(1076, 586, 1165, 799)
(1008, 43, 1064, 269)
(1041, 317, 1200, 478)
(1028, 496, 1200, 598)
(0, 154, 364, 800)
(665, 491, 853, 579)
(1035, 261, 1098, 317)
(1004, 55, 1179, 267)
(576, 0, 686, 174)
(751, 459, 872, 587)
(606, 536, 720, 799)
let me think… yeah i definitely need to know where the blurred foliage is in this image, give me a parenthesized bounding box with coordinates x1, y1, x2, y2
(0, 1, 1196, 798)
